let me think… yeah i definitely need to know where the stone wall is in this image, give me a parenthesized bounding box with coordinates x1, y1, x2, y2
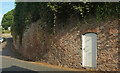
(13, 15, 119, 71)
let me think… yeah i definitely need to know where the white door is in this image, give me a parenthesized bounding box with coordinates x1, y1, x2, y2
(82, 33, 97, 67)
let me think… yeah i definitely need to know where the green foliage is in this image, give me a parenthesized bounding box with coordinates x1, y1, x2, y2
(12, 2, 54, 44)
(95, 2, 120, 21)
(3, 30, 11, 33)
(0, 27, 2, 34)
(1, 10, 14, 30)
(11, 2, 120, 44)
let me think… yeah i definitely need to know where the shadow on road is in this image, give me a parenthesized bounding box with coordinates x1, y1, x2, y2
(2, 65, 38, 72)
(1, 38, 37, 71)
(2, 37, 25, 60)
(2, 38, 18, 59)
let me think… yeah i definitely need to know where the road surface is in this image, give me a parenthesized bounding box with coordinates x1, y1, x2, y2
(0, 34, 74, 72)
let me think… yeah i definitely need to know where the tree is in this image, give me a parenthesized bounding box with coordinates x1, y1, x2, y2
(1, 9, 14, 30)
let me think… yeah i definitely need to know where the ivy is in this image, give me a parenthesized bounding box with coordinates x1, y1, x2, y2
(11, 2, 120, 44)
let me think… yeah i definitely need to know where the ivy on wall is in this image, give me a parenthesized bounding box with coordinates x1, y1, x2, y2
(11, 2, 120, 44)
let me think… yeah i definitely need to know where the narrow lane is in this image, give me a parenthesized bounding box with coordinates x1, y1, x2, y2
(0, 34, 69, 71)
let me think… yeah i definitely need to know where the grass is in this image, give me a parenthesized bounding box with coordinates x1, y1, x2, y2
(3, 30, 11, 33)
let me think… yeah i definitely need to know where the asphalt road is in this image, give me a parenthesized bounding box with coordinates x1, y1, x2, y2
(0, 34, 71, 72)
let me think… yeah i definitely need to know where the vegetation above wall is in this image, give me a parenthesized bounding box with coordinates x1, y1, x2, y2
(11, 2, 120, 44)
